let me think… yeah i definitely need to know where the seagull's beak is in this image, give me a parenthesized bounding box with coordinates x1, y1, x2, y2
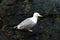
(38, 15, 43, 17)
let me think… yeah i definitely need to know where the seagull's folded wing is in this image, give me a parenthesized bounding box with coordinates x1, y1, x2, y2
(17, 18, 35, 29)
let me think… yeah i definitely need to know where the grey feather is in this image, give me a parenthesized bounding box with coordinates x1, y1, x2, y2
(17, 18, 36, 29)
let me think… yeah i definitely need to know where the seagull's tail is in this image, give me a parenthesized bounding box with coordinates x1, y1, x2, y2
(13, 26, 17, 28)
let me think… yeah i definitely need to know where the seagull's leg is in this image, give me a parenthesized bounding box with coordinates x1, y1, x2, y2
(28, 29, 33, 32)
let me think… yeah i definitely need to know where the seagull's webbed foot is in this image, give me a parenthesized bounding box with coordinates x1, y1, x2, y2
(28, 29, 33, 32)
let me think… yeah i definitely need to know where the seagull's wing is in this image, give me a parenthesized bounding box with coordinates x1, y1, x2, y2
(17, 18, 35, 29)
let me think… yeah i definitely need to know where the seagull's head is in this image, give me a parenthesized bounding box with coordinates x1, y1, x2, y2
(33, 12, 43, 17)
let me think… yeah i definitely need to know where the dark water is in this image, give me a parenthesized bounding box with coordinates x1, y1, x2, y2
(0, 0, 60, 40)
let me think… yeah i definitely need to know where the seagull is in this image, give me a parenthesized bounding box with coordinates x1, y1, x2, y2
(14, 12, 43, 32)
